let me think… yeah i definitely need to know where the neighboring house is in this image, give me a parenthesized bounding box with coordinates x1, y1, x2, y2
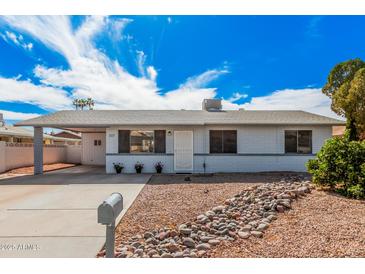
(332, 126, 365, 139)
(332, 126, 346, 137)
(0, 113, 81, 145)
(15, 99, 345, 174)
(50, 130, 82, 140)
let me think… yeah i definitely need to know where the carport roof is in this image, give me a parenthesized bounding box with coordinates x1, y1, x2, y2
(15, 110, 345, 128)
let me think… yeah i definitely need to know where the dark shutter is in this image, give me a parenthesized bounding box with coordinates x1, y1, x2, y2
(118, 130, 130, 153)
(210, 130, 223, 153)
(223, 130, 237, 153)
(154, 130, 166, 153)
(285, 130, 297, 153)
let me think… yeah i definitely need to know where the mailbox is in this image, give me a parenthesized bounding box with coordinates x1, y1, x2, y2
(97, 192, 123, 258)
(98, 192, 123, 225)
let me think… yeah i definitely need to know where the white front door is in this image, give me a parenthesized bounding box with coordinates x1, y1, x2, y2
(174, 131, 193, 173)
(82, 133, 106, 165)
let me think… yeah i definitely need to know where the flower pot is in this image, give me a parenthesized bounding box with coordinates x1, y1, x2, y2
(156, 167, 162, 174)
(135, 168, 142, 174)
(116, 169, 122, 174)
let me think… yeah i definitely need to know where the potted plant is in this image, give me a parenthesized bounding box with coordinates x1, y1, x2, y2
(134, 162, 144, 173)
(113, 163, 124, 174)
(154, 161, 164, 174)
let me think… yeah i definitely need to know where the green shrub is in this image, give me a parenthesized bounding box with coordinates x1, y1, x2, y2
(306, 137, 365, 198)
(346, 184, 365, 199)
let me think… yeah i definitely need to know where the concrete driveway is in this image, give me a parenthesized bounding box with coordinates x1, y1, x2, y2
(0, 166, 150, 258)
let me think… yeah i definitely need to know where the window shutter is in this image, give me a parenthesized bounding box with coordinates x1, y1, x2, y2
(118, 130, 130, 153)
(154, 130, 166, 153)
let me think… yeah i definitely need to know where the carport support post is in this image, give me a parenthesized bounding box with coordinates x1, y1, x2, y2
(34, 126, 43, 175)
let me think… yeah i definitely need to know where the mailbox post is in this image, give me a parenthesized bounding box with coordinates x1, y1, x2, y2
(98, 192, 123, 258)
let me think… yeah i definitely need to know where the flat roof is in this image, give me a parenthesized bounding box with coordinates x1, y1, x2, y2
(15, 110, 346, 128)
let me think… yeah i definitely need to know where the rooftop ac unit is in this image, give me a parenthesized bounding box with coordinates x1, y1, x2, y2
(202, 99, 222, 111)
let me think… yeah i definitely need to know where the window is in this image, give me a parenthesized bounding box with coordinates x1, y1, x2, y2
(94, 139, 102, 146)
(209, 130, 237, 153)
(118, 130, 166, 153)
(130, 131, 154, 153)
(285, 130, 312, 154)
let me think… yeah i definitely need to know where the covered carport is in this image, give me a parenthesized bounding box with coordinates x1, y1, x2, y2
(15, 112, 108, 175)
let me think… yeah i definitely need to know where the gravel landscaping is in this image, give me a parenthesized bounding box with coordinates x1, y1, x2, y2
(210, 189, 365, 258)
(98, 172, 365, 258)
(111, 173, 301, 243)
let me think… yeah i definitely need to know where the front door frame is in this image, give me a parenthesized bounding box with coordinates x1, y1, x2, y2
(173, 130, 194, 173)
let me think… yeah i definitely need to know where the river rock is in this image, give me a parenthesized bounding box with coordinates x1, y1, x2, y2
(238, 231, 250, 239)
(183, 237, 196, 248)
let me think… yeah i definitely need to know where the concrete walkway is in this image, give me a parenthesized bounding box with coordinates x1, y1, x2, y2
(0, 166, 150, 258)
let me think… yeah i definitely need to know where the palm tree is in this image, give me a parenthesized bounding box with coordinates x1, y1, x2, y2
(73, 99, 80, 110)
(79, 99, 86, 110)
(86, 98, 95, 110)
(73, 98, 95, 110)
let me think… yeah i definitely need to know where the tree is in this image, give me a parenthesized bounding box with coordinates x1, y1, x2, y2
(322, 58, 365, 140)
(73, 98, 95, 110)
(86, 98, 95, 110)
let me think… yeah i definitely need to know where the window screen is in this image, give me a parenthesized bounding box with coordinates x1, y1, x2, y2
(209, 130, 237, 153)
(285, 130, 298, 153)
(298, 130, 312, 154)
(285, 130, 312, 154)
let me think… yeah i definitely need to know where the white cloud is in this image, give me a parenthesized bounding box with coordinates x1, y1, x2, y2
(146, 66, 158, 81)
(108, 18, 132, 41)
(0, 16, 230, 112)
(0, 16, 339, 121)
(136, 50, 147, 77)
(227, 92, 248, 103)
(0, 77, 71, 110)
(222, 88, 342, 119)
(182, 69, 229, 89)
(1, 31, 33, 50)
(0, 109, 40, 120)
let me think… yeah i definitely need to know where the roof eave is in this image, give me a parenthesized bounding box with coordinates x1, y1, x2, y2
(14, 121, 346, 127)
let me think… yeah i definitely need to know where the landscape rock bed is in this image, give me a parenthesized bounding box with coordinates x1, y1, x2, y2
(111, 178, 311, 258)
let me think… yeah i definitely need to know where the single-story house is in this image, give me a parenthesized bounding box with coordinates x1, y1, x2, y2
(15, 99, 345, 174)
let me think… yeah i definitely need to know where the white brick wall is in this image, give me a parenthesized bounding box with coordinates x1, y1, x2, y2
(104, 125, 333, 173)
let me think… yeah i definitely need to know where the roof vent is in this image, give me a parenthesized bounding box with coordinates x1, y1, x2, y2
(0, 113, 4, 127)
(202, 99, 222, 112)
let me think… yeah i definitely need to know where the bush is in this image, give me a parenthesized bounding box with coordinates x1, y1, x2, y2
(306, 137, 365, 199)
(347, 184, 365, 199)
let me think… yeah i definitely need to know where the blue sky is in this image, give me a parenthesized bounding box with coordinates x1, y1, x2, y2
(0, 15, 364, 124)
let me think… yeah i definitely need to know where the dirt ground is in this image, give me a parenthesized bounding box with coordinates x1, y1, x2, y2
(114, 173, 365, 258)
(0, 163, 76, 179)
